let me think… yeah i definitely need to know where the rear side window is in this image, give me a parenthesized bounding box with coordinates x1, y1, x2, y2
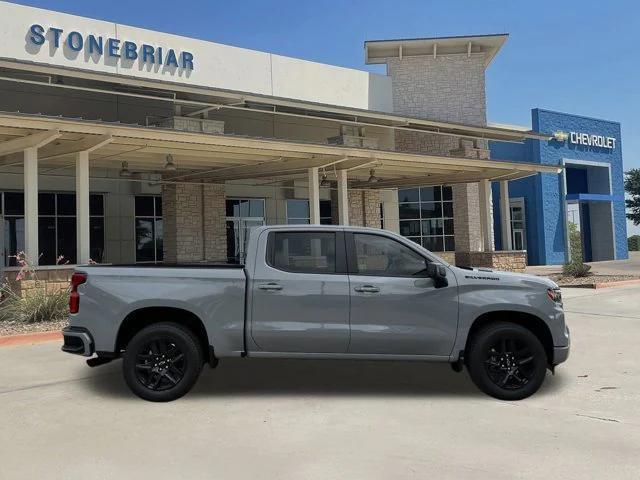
(353, 233, 428, 277)
(270, 232, 336, 274)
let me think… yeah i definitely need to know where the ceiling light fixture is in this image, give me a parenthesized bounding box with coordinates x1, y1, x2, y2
(320, 172, 330, 187)
(368, 169, 379, 184)
(119, 161, 132, 178)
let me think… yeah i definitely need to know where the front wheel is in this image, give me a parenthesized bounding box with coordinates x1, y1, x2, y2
(123, 322, 203, 402)
(466, 322, 548, 401)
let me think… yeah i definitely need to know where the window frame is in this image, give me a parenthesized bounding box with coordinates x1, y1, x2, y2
(345, 231, 432, 278)
(285, 199, 333, 225)
(134, 195, 163, 264)
(1, 191, 105, 266)
(266, 230, 347, 275)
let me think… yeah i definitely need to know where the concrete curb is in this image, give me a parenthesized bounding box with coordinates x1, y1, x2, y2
(0, 331, 62, 347)
(561, 279, 640, 289)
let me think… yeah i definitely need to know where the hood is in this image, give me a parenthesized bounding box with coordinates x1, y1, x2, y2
(451, 265, 559, 289)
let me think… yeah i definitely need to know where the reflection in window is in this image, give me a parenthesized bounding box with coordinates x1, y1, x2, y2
(1, 192, 105, 266)
(354, 233, 427, 277)
(135, 196, 163, 263)
(271, 232, 336, 273)
(398, 186, 455, 252)
(286, 199, 332, 225)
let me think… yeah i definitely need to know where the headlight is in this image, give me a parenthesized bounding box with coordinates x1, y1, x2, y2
(547, 288, 562, 305)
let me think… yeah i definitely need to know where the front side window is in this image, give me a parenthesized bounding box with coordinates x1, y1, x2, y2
(135, 196, 163, 263)
(353, 233, 428, 277)
(270, 232, 336, 273)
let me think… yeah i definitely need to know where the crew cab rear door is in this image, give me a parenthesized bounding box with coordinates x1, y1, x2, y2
(346, 231, 458, 356)
(249, 229, 350, 353)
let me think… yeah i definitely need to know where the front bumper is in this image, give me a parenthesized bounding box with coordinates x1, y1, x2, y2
(553, 325, 570, 365)
(61, 327, 94, 357)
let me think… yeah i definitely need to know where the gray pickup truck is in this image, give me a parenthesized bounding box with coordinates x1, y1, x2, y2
(62, 225, 569, 402)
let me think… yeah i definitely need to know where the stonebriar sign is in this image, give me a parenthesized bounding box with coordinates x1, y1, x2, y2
(28, 23, 195, 70)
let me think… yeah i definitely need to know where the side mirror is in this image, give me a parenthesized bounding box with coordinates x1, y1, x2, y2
(427, 263, 448, 288)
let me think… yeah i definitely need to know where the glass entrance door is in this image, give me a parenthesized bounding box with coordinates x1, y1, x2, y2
(226, 218, 264, 264)
(225, 199, 265, 264)
(509, 199, 527, 251)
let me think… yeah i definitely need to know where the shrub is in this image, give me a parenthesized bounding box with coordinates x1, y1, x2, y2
(0, 284, 69, 323)
(0, 251, 69, 323)
(562, 262, 592, 278)
(629, 235, 640, 252)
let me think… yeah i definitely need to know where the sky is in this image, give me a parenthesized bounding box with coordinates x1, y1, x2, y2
(10, 0, 640, 234)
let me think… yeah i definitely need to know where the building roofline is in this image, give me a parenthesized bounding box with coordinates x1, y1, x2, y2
(533, 108, 621, 127)
(365, 34, 509, 67)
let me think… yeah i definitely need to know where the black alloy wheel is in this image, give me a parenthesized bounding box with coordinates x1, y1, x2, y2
(134, 338, 186, 391)
(123, 322, 203, 402)
(466, 322, 548, 400)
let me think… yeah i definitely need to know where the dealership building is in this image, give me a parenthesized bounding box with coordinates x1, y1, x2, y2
(0, 2, 628, 287)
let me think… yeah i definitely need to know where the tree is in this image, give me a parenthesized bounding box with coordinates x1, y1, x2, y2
(625, 169, 640, 226)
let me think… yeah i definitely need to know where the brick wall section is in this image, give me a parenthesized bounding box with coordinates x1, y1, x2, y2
(455, 251, 527, 272)
(4, 267, 73, 296)
(347, 190, 380, 227)
(162, 182, 227, 263)
(387, 53, 488, 255)
(203, 183, 227, 261)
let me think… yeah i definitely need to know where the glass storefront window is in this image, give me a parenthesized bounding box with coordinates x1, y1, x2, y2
(286, 199, 333, 225)
(1, 192, 105, 266)
(135, 195, 163, 263)
(397, 186, 455, 252)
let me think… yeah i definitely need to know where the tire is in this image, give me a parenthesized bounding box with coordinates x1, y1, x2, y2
(466, 322, 548, 401)
(123, 322, 203, 402)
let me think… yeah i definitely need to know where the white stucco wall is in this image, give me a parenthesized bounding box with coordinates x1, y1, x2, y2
(0, 1, 393, 112)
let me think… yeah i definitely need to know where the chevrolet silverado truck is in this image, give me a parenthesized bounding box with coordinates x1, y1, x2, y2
(62, 225, 570, 402)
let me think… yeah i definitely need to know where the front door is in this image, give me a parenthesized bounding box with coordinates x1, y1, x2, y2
(347, 232, 458, 356)
(250, 230, 350, 353)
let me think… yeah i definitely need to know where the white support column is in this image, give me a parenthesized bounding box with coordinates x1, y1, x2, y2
(336, 169, 349, 225)
(478, 179, 494, 252)
(76, 151, 91, 264)
(23, 147, 39, 265)
(308, 167, 320, 224)
(500, 180, 513, 251)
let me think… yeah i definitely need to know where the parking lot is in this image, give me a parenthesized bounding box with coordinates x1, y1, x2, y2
(1, 285, 639, 479)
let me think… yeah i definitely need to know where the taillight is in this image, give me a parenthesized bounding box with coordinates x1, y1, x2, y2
(69, 272, 87, 314)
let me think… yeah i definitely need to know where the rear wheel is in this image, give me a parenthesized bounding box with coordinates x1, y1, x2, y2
(466, 322, 547, 400)
(123, 322, 203, 402)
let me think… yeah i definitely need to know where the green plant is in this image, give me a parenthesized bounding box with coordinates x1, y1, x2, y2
(0, 251, 69, 323)
(0, 284, 69, 323)
(567, 221, 583, 263)
(629, 235, 640, 252)
(625, 169, 640, 226)
(562, 221, 591, 277)
(562, 262, 592, 278)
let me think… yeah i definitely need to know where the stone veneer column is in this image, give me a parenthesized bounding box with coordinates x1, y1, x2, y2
(203, 183, 227, 261)
(162, 181, 226, 263)
(347, 190, 380, 228)
(386, 54, 489, 262)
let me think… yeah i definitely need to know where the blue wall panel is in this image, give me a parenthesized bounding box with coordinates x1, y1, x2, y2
(490, 108, 628, 265)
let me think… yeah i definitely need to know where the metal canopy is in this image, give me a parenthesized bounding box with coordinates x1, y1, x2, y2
(0, 111, 561, 189)
(0, 60, 549, 143)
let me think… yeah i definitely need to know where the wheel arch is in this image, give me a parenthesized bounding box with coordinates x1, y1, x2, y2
(465, 311, 554, 364)
(115, 307, 210, 357)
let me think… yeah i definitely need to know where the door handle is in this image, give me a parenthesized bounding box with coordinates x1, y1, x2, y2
(354, 285, 380, 293)
(258, 282, 283, 291)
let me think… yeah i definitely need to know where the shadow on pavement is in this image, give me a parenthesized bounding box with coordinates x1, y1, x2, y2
(83, 358, 570, 400)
